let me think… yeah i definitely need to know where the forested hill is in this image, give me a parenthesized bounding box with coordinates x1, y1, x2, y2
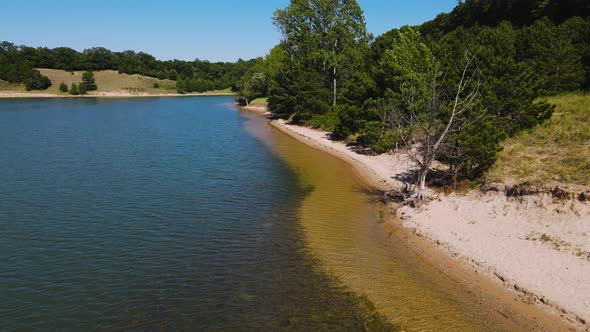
(0, 42, 260, 92)
(421, 0, 590, 35)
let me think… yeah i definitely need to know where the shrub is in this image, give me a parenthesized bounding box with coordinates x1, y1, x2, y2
(333, 104, 367, 138)
(357, 122, 398, 154)
(308, 109, 339, 131)
(70, 83, 79, 95)
(59, 82, 68, 92)
(153, 82, 159, 89)
(24, 70, 52, 91)
(78, 82, 87, 95)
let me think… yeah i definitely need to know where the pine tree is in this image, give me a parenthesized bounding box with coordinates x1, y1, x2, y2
(80, 71, 97, 91)
(78, 81, 87, 95)
(59, 82, 68, 93)
(70, 83, 79, 95)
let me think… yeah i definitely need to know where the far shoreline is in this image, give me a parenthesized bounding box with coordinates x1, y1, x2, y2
(0, 91, 237, 99)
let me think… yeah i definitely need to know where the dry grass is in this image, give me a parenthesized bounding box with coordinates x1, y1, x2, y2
(250, 97, 268, 106)
(0, 79, 24, 91)
(486, 93, 590, 190)
(2, 70, 235, 96)
(37, 69, 177, 94)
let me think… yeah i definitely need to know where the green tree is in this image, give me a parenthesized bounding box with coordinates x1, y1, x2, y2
(517, 18, 584, 94)
(59, 82, 68, 92)
(176, 77, 186, 93)
(78, 81, 87, 95)
(380, 28, 483, 199)
(80, 70, 97, 91)
(24, 70, 51, 91)
(70, 83, 79, 95)
(273, 0, 369, 106)
(239, 72, 268, 105)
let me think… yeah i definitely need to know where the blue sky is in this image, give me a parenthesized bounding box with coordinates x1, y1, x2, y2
(0, 0, 456, 62)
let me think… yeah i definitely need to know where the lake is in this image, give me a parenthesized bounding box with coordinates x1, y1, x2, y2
(0, 96, 521, 331)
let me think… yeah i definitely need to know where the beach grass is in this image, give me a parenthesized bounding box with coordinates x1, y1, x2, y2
(250, 97, 268, 106)
(0, 79, 24, 91)
(486, 93, 590, 189)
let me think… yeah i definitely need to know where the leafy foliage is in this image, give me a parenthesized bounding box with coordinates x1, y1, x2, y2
(269, 0, 369, 117)
(59, 82, 68, 93)
(69, 83, 79, 95)
(80, 71, 97, 91)
(23, 70, 51, 91)
(258, 0, 589, 188)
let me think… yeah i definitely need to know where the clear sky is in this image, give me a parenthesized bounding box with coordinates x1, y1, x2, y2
(0, 0, 457, 62)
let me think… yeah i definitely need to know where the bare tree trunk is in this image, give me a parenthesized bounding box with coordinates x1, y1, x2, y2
(333, 67, 337, 106)
(417, 166, 428, 201)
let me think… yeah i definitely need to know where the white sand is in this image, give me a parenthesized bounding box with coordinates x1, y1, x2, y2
(271, 119, 413, 191)
(241, 105, 270, 114)
(272, 118, 590, 327)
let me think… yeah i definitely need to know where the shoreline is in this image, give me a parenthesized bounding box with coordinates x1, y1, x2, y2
(270, 117, 590, 330)
(0, 91, 236, 99)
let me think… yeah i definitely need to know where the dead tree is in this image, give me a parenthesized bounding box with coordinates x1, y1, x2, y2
(383, 51, 482, 200)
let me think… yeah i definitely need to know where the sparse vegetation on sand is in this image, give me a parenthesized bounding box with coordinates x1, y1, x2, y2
(486, 93, 590, 190)
(249, 97, 268, 107)
(38, 69, 176, 95)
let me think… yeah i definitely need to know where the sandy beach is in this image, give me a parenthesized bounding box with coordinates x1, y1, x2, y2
(241, 105, 270, 114)
(271, 118, 590, 329)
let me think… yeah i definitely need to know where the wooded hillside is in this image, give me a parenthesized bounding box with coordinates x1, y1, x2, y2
(239, 0, 589, 195)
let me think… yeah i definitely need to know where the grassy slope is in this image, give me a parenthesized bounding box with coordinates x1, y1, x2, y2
(38, 69, 176, 94)
(1, 69, 234, 95)
(0, 79, 23, 91)
(249, 97, 268, 106)
(487, 93, 590, 190)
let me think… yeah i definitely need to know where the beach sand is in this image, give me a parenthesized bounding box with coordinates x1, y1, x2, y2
(271, 118, 590, 329)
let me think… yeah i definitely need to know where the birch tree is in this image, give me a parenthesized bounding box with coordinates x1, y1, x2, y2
(273, 0, 368, 106)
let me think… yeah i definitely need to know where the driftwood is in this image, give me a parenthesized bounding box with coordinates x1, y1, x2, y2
(501, 184, 586, 202)
(382, 183, 419, 207)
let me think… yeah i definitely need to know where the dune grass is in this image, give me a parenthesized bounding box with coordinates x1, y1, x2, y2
(0, 79, 24, 91)
(249, 97, 268, 106)
(486, 93, 590, 189)
(202, 88, 235, 95)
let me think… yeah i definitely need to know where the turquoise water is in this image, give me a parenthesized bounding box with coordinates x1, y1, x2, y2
(0, 97, 373, 331)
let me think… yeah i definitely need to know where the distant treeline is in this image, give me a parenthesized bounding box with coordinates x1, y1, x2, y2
(237, 0, 590, 190)
(0, 41, 260, 92)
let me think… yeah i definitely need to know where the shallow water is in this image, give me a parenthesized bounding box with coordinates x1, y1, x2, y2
(1, 96, 524, 331)
(245, 114, 525, 331)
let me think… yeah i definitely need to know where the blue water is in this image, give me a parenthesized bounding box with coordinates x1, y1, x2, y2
(0, 97, 373, 331)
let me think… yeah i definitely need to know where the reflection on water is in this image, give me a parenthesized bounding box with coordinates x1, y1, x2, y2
(0, 97, 388, 331)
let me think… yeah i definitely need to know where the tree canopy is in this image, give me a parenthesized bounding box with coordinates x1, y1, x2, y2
(269, 0, 369, 119)
(244, 0, 589, 193)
